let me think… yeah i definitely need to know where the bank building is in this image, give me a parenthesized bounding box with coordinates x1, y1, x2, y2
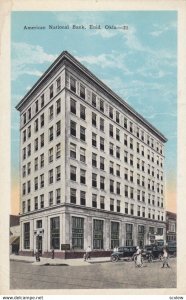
(16, 51, 167, 258)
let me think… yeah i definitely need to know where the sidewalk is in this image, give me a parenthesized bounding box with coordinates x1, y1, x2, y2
(10, 254, 111, 266)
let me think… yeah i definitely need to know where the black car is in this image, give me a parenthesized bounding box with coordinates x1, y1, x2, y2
(143, 244, 164, 261)
(111, 246, 138, 262)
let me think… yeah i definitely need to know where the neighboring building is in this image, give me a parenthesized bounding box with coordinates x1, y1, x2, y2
(16, 51, 167, 258)
(10, 215, 20, 254)
(166, 211, 176, 242)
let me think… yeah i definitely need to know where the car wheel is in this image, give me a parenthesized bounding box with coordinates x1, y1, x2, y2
(111, 256, 118, 262)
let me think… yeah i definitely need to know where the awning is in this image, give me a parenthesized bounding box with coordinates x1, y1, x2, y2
(10, 236, 20, 245)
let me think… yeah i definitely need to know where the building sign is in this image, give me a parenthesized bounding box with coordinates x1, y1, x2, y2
(61, 244, 70, 250)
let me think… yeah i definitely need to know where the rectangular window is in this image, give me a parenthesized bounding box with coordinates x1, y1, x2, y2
(70, 143, 76, 159)
(109, 124, 113, 137)
(23, 112, 26, 125)
(70, 165, 76, 181)
(100, 118, 104, 131)
(110, 180, 114, 193)
(49, 169, 53, 184)
(130, 204, 134, 215)
(92, 132, 97, 147)
(40, 174, 44, 188)
(41, 94, 44, 107)
(27, 199, 31, 212)
(110, 142, 114, 156)
(34, 119, 38, 132)
(48, 148, 53, 163)
(110, 161, 114, 175)
(56, 77, 61, 92)
(49, 191, 53, 206)
(126, 224, 133, 246)
(49, 84, 54, 99)
(124, 117, 127, 129)
(40, 194, 44, 208)
(92, 93, 96, 107)
(125, 202, 128, 214)
(27, 126, 31, 139)
(70, 77, 76, 93)
(80, 169, 86, 184)
(80, 126, 86, 141)
(109, 106, 113, 119)
(80, 104, 86, 120)
(56, 99, 61, 115)
(49, 105, 54, 120)
(35, 100, 38, 113)
(34, 177, 38, 190)
(117, 182, 120, 195)
(100, 196, 105, 209)
(56, 143, 61, 159)
(70, 120, 76, 137)
(116, 146, 120, 159)
(70, 98, 76, 114)
(80, 84, 85, 99)
(22, 201, 25, 213)
(70, 188, 76, 204)
(40, 113, 44, 127)
(100, 137, 104, 151)
(34, 197, 38, 210)
(28, 107, 31, 120)
(56, 188, 61, 204)
(27, 144, 31, 157)
(40, 133, 44, 147)
(110, 198, 114, 211)
(92, 173, 97, 188)
(22, 183, 26, 195)
(117, 200, 120, 212)
(34, 138, 38, 152)
(56, 166, 61, 181)
(93, 219, 103, 249)
(92, 153, 97, 167)
(100, 156, 105, 170)
(80, 191, 86, 206)
(92, 112, 97, 127)
(92, 194, 97, 208)
(50, 217, 60, 249)
(100, 99, 104, 112)
(116, 111, 120, 123)
(100, 176, 105, 190)
(48, 127, 53, 142)
(80, 147, 86, 163)
(22, 165, 26, 177)
(24, 223, 30, 249)
(27, 162, 31, 175)
(72, 217, 84, 249)
(56, 121, 61, 137)
(116, 128, 120, 141)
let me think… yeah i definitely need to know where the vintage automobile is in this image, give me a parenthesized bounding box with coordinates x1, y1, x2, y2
(142, 244, 164, 261)
(111, 246, 139, 262)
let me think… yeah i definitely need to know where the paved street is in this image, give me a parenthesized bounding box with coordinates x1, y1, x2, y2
(10, 258, 176, 289)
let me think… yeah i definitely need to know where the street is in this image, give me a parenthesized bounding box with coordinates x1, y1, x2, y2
(10, 257, 176, 289)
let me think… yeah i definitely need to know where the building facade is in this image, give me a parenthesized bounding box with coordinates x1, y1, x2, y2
(166, 211, 176, 242)
(16, 51, 167, 258)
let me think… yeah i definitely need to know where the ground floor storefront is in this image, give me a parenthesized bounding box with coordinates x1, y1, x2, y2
(19, 204, 166, 258)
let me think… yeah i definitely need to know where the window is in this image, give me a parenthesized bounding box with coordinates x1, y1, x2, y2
(80, 147, 86, 163)
(92, 93, 96, 107)
(142, 207, 145, 218)
(80, 104, 86, 120)
(56, 188, 61, 204)
(56, 99, 61, 115)
(56, 121, 61, 137)
(125, 185, 128, 197)
(28, 107, 31, 120)
(27, 126, 31, 139)
(40, 153, 44, 168)
(100, 156, 105, 170)
(141, 145, 144, 156)
(93, 219, 103, 249)
(109, 124, 113, 137)
(137, 174, 140, 185)
(27, 144, 31, 157)
(117, 200, 120, 212)
(130, 154, 133, 166)
(80, 126, 86, 141)
(40, 113, 44, 127)
(116, 128, 120, 141)
(41, 94, 44, 107)
(117, 182, 120, 195)
(124, 117, 127, 129)
(100, 99, 104, 112)
(23, 112, 26, 125)
(137, 190, 140, 201)
(27, 162, 31, 175)
(116, 146, 120, 159)
(22, 165, 26, 177)
(80, 169, 86, 184)
(100, 118, 104, 131)
(110, 142, 114, 156)
(92, 173, 97, 188)
(70, 120, 76, 137)
(48, 148, 53, 163)
(22, 183, 26, 195)
(56, 166, 61, 181)
(49, 191, 53, 206)
(126, 224, 133, 246)
(124, 134, 128, 146)
(80, 84, 85, 99)
(130, 170, 133, 182)
(109, 106, 113, 119)
(56, 77, 61, 92)
(34, 197, 38, 210)
(137, 206, 141, 217)
(27, 199, 31, 212)
(70, 188, 76, 204)
(34, 119, 38, 132)
(137, 142, 140, 153)
(142, 177, 145, 187)
(24, 223, 30, 249)
(72, 217, 84, 249)
(110, 198, 114, 211)
(125, 202, 128, 214)
(116, 111, 120, 123)
(40, 133, 44, 147)
(70, 98, 76, 114)
(49, 105, 53, 120)
(35, 100, 38, 113)
(100, 176, 105, 190)
(124, 168, 128, 180)
(157, 228, 163, 235)
(70, 143, 76, 159)
(92, 194, 97, 208)
(130, 187, 134, 199)
(130, 204, 134, 215)
(130, 137, 133, 150)
(50, 217, 60, 249)
(92, 132, 97, 147)
(100, 196, 105, 209)
(40, 174, 44, 188)
(110, 180, 114, 193)
(49, 85, 53, 99)
(110, 161, 114, 175)
(100, 137, 104, 151)
(129, 122, 133, 133)
(34, 138, 38, 152)
(40, 194, 44, 208)
(124, 151, 128, 163)
(70, 77, 76, 93)
(49, 126, 53, 141)
(92, 112, 97, 127)
(92, 153, 97, 167)
(34, 177, 38, 190)
(80, 191, 86, 206)
(70, 165, 76, 181)
(56, 143, 61, 159)
(36, 220, 42, 229)
(49, 169, 53, 184)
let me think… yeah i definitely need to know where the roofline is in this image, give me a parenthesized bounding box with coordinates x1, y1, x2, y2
(16, 50, 167, 143)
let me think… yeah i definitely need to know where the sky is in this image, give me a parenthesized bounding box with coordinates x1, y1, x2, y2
(11, 11, 177, 215)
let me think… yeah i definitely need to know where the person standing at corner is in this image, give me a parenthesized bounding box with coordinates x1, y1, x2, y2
(134, 246, 143, 267)
(161, 246, 170, 268)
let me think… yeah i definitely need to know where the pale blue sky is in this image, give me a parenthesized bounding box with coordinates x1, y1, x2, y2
(11, 11, 177, 185)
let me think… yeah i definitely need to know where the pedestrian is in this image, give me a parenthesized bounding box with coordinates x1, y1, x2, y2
(84, 246, 91, 261)
(113, 246, 118, 252)
(51, 247, 55, 259)
(35, 250, 40, 262)
(134, 246, 143, 267)
(161, 247, 170, 268)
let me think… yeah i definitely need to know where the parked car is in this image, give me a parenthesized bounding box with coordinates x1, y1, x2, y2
(111, 246, 138, 262)
(142, 244, 164, 261)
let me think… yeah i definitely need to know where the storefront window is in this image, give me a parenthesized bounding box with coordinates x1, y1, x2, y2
(24, 222, 30, 249)
(138, 225, 145, 248)
(126, 223, 133, 246)
(50, 217, 60, 249)
(72, 217, 84, 249)
(111, 222, 119, 249)
(93, 219, 103, 249)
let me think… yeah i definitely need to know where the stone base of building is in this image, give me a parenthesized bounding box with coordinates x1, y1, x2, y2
(19, 250, 34, 256)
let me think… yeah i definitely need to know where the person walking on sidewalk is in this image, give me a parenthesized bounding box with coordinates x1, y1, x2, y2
(161, 246, 170, 268)
(84, 246, 91, 261)
(134, 246, 143, 267)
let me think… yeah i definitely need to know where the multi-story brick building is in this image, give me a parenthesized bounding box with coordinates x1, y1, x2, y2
(16, 51, 167, 258)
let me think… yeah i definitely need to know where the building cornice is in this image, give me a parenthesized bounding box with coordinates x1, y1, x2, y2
(16, 50, 167, 143)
